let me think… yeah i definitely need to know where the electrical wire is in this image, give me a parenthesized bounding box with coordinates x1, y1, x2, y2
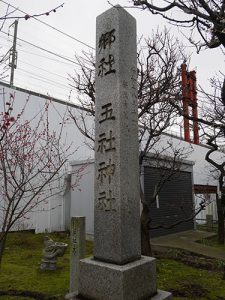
(0, 30, 93, 80)
(1, 30, 82, 66)
(1, 25, 94, 66)
(0, 34, 12, 42)
(11, 77, 73, 99)
(16, 47, 77, 67)
(19, 60, 71, 80)
(0, 31, 87, 95)
(0, 0, 95, 50)
(16, 67, 71, 90)
(0, 24, 94, 84)
(13, 76, 73, 99)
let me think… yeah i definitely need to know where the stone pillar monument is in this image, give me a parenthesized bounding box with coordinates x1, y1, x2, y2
(78, 5, 172, 300)
(70, 217, 85, 293)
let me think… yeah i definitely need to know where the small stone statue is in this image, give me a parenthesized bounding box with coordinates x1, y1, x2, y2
(40, 236, 68, 270)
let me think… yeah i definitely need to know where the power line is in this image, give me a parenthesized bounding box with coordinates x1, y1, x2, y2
(0, 26, 72, 58)
(1, 30, 82, 66)
(0, 2, 65, 21)
(16, 47, 86, 73)
(14, 80, 75, 101)
(0, 0, 95, 50)
(0, 33, 86, 89)
(16, 43, 88, 69)
(33, 18, 95, 51)
(0, 30, 93, 80)
(15, 47, 76, 67)
(19, 60, 70, 79)
(0, 80, 83, 109)
(14, 74, 72, 98)
(0, 34, 12, 42)
(0, 22, 93, 67)
(0, 31, 23, 47)
(16, 67, 71, 90)
(0, 29, 93, 73)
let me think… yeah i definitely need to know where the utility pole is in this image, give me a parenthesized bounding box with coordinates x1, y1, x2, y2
(9, 20, 18, 87)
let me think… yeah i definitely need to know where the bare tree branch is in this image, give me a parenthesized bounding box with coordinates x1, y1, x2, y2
(0, 91, 83, 265)
(132, 1, 225, 49)
(0, 3, 65, 21)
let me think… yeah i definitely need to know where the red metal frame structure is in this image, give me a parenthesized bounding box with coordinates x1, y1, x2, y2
(181, 63, 199, 144)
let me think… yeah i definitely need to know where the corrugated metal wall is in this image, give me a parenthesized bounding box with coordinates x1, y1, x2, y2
(144, 166, 194, 237)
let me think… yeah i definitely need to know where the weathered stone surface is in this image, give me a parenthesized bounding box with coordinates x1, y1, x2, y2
(65, 291, 78, 300)
(40, 236, 67, 271)
(78, 5, 172, 300)
(94, 4, 140, 265)
(79, 256, 157, 300)
(206, 214, 213, 231)
(70, 217, 85, 293)
(152, 290, 173, 300)
(72, 290, 172, 300)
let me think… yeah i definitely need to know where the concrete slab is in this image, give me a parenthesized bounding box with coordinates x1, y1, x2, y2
(151, 230, 225, 261)
(152, 290, 173, 300)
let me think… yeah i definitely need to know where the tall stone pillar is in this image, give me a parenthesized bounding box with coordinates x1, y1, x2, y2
(78, 5, 172, 300)
(93, 3, 140, 265)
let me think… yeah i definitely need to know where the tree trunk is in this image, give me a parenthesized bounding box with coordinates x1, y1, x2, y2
(0, 233, 6, 267)
(141, 202, 152, 256)
(216, 194, 224, 244)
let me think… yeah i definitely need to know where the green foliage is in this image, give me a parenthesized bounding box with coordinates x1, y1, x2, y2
(198, 235, 225, 250)
(196, 223, 218, 233)
(1, 232, 225, 299)
(166, 248, 182, 259)
(157, 259, 225, 299)
(199, 237, 213, 246)
(0, 231, 93, 299)
(0, 295, 34, 300)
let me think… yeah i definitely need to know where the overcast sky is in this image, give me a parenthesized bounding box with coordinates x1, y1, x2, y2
(0, 0, 224, 102)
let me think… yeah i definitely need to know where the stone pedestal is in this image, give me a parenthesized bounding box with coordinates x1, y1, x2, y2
(40, 258, 57, 271)
(79, 256, 156, 300)
(79, 256, 172, 300)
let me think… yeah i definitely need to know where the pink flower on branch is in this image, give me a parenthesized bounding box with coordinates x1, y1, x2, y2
(0, 91, 78, 258)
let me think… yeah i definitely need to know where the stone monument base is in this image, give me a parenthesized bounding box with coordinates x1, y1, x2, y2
(40, 259, 57, 271)
(66, 290, 172, 300)
(78, 256, 171, 300)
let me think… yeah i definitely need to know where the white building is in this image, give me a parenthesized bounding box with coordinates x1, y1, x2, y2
(0, 82, 222, 235)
